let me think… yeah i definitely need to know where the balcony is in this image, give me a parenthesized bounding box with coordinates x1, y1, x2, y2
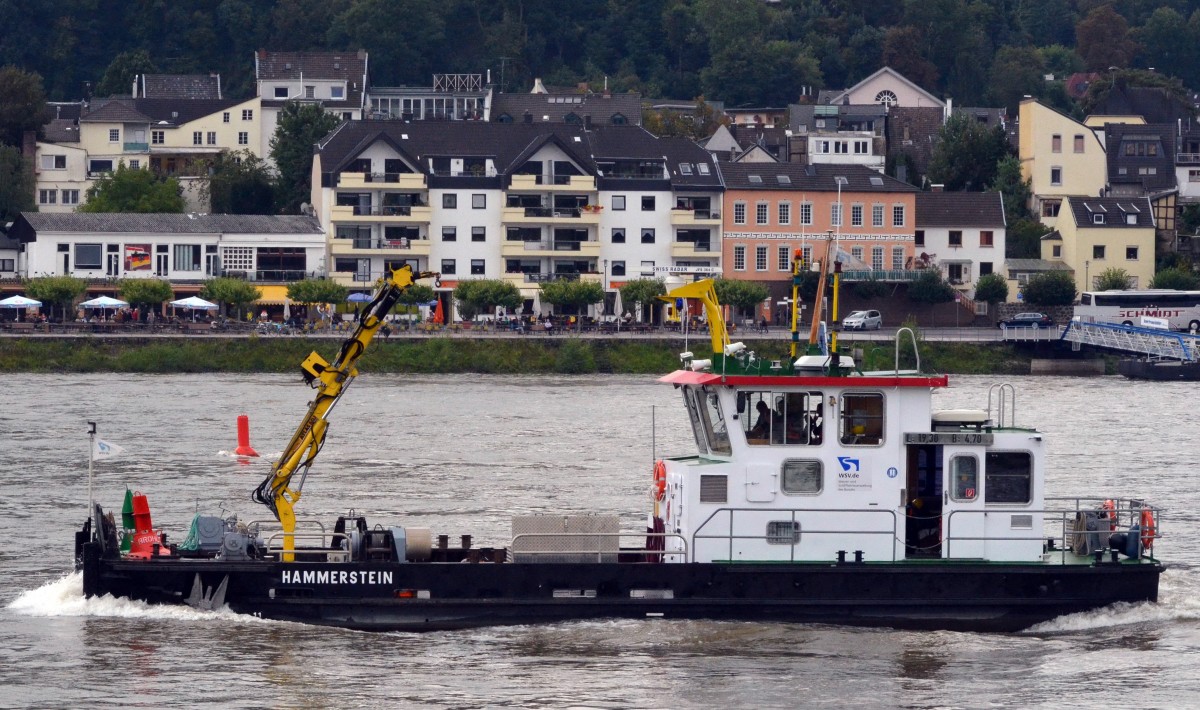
(338, 172, 428, 190)
(500, 240, 601, 258)
(509, 174, 597, 192)
(330, 204, 432, 224)
(1177, 153, 1200, 166)
(331, 237, 431, 257)
(123, 142, 149, 152)
(671, 241, 721, 257)
(669, 208, 722, 226)
(501, 206, 601, 226)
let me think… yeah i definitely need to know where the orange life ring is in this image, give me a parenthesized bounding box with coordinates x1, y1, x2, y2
(653, 460, 667, 501)
(1102, 499, 1116, 531)
(1140, 508, 1156, 550)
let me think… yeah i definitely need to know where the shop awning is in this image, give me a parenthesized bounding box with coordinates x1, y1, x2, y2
(255, 285, 291, 305)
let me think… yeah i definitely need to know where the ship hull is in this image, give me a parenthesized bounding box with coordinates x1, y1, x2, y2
(80, 541, 1162, 633)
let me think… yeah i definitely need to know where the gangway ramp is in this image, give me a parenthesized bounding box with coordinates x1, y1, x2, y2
(1060, 320, 1200, 361)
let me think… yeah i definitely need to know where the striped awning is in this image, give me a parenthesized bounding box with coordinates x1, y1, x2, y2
(255, 285, 291, 305)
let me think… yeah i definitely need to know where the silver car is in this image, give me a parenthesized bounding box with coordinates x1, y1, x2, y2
(842, 309, 882, 330)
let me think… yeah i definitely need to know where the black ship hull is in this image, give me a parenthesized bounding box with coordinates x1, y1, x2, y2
(1118, 358, 1200, 381)
(79, 540, 1163, 633)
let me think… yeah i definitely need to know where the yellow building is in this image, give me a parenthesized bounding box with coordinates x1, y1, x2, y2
(1042, 197, 1156, 293)
(1018, 99, 1107, 228)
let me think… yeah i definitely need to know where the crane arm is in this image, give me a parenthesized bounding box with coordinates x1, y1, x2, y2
(661, 279, 730, 357)
(252, 266, 438, 557)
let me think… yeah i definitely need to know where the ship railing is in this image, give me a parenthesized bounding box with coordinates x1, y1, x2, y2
(262, 530, 352, 562)
(945, 498, 1161, 562)
(510, 532, 689, 563)
(692, 507, 900, 563)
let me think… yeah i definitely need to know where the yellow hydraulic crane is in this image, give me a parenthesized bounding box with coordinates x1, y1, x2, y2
(252, 265, 439, 560)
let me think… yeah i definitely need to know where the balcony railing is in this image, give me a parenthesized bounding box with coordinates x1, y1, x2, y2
(339, 205, 427, 216)
(520, 207, 583, 218)
(336, 236, 427, 249)
(363, 172, 419, 183)
(838, 269, 923, 282)
(221, 269, 322, 282)
(509, 240, 591, 252)
(123, 142, 149, 152)
(1177, 153, 1200, 165)
(517, 272, 584, 283)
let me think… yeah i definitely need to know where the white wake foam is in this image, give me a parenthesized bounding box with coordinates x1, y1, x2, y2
(7, 573, 267, 626)
(1027, 588, 1200, 634)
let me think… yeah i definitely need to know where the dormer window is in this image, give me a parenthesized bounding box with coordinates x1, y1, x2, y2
(274, 87, 289, 99)
(611, 113, 627, 125)
(331, 86, 344, 100)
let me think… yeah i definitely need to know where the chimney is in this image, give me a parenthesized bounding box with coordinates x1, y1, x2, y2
(931, 184, 944, 192)
(584, 114, 592, 128)
(22, 130, 36, 158)
(523, 110, 532, 124)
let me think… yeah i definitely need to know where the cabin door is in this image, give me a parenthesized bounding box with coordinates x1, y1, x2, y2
(904, 444, 942, 558)
(941, 446, 985, 559)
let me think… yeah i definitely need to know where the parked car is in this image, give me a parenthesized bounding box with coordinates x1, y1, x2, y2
(842, 310, 882, 330)
(999, 312, 1054, 328)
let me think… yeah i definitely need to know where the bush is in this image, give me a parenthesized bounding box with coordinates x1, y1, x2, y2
(973, 273, 1008, 303)
(853, 277, 890, 299)
(907, 269, 955, 304)
(1022, 271, 1076, 306)
(1150, 267, 1200, 290)
(1094, 268, 1131, 291)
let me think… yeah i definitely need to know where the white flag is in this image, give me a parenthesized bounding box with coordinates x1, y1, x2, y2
(93, 439, 125, 459)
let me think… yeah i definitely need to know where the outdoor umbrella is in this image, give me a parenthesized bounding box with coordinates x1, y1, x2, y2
(170, 296, 218, 321)
(0, 295, 42, 321)
(79, 295, 129, 320)
(433, 298, 445, 325)
(346, 292, 372, 303)
(0, 295, 41, 308)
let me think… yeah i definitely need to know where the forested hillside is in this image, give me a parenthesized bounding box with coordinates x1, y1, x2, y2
(3, 0, 1200, 112)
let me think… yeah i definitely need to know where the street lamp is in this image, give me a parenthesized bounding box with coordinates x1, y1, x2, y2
(1085, 260, 1090, 290)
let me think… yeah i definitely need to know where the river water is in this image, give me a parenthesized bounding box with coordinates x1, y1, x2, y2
(2, 373, 1199, 708)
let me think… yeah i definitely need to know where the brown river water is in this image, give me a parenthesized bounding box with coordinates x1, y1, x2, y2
(2, 373, 1199, 708)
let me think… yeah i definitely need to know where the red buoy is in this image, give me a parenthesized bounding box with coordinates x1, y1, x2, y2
(127, 492, 165, 559)
(234, 414, 259, 457)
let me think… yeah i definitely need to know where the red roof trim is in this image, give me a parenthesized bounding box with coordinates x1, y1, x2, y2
(659, 370, 948, 388)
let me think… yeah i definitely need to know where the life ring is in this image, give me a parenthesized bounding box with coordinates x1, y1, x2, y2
(1102, 499, 1116, 531)
(1140, 508, 1156, 550)
(652, 460, 667, 501)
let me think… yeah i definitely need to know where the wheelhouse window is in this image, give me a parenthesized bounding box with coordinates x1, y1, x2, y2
(950, 455, 979, 501)
(840, 392, 884, 446)
(683, 386, 731, 456)
(739, 390, 823, 446)
(984, 451, 1032, 504)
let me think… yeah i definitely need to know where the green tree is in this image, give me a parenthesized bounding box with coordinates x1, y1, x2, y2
(200, 150, 276, 214)
(973, 273, 1008, 304)
(988, 46, 1045, 115)
(200, 277, 262, 320)
(927, 113, 1011, 191)
(1094, 267, 1131, 291)
(117, 278, 173, 314)
(0, 66, 51, 147)
(24, 275, 86, 321)
(1006, 218, 1051, 259)
(881, 25, 939, 90)
(1022, 271, 1076, 307)
(539, 279, 605, 329)
(1075, 5, 1139, 71)
(270, 101, 341, 214)
(618, 278, 666, 322)
(287, 279, 348, 320)
(1136, 8, 1198, 88)
(454, 279, 522, 321)
(78, 163, 185, 213)
(95, 50, 158, 98)
(907, 269, 955, 304)
(989, 155, 1032, 224)
(0, 144, 35, 222)
(1150, 267, 1200, 290)
(713, 278, 769, 320)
